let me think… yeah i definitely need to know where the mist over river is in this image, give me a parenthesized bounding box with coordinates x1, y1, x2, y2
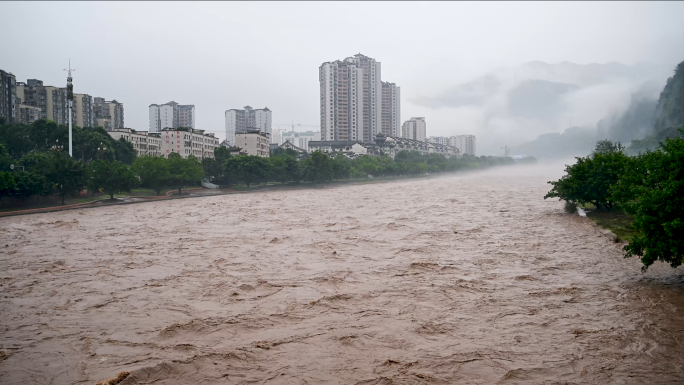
(1, 163, 683, 384)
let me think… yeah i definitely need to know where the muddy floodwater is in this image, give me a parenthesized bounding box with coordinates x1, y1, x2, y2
(1, 163, 684, 384)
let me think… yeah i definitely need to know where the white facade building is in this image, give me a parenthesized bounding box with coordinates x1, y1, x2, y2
(108, 128, 162, 157)
(225, 106, 272, 146)
(235, 130, 270, 157)
(401, 117, 426, 142)
(159, 128, 219, 160)
(453, 135, 477, 156)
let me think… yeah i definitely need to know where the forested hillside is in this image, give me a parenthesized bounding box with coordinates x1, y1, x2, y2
(629, 61, 684, 153)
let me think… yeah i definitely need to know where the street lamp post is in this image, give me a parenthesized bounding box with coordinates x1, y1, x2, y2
(51, 139, 64, 152)
(97, 143, 107, 160)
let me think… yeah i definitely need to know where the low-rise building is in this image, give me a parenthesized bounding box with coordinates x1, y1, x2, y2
(307, 141, 370, 159)
(309, 134, 459, 159)
(235, 129, 270, 157)
(159, 128, 219, 159)
(108, 128, 162, 157)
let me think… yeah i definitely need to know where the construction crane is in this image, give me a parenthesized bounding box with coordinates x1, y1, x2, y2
(501, 145, 510, 158)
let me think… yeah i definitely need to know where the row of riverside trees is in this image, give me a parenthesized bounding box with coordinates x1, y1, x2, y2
(544, 127, 684, 270)
(0, 148, 204, 204)
(200, 148, 517, 187)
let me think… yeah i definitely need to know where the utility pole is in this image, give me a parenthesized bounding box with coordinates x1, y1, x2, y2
(64, 60, 75, 157)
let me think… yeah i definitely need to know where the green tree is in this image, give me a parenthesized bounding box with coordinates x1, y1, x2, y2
(88, 160, 138, 199)
(270, 154, 300, 184)
(168, 153, 204, 194)
(45, 151, 87, 205)
(110, 137, 137, 164)
(593, 139, 625, 154)
(73, 127, 114, 162)
(613, 127, 684, 269)
(332, 154, 351, 180)
(302, 150, 333, 184)
(201, 157, 219, 179)
(225, 155, 271, 187)
(0, 171, 16, 197)
(354, 155, 379, 177)
(0, 123, 34, 158)
(12, 171, 52, 200)
(132, 155, 170, 196)
(544, 143, 629, 210)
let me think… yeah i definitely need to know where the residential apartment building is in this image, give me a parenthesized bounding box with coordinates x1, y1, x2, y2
(320, 54, 378, 143)
(16, 79, 68, 125)
(0, 70, 17, 123)
(73, 93, 94, 128)
(235, 129, 270, 157)
(401, 117, 426, 142)
(149, 101, 195, 133)
(18, 104, 42, 124)
(108, 128, 162, 157)
(453, 135, 477, 156)
(225, 105, 272, 146)
(319, 53, 401, 144)
(159, 128, 219, 160)
(381, 82, 401, 137)
(281, 130, 321, 151)
(92, 97, 124, 130)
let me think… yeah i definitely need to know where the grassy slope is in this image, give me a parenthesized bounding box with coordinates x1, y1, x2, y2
(586, 209, 639, 242)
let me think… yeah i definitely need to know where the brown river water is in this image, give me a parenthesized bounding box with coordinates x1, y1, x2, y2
(1, 163, 683, 384)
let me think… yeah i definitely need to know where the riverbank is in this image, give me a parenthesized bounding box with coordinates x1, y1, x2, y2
(0, 174, 437, 218)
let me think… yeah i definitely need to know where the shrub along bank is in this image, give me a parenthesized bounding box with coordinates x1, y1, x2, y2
(545, 128, 684, 270)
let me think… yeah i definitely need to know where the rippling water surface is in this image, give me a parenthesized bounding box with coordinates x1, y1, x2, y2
(1, 163, 683, 384)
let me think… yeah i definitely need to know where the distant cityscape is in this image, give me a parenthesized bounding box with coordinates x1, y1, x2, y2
(0, 54, 477, 161)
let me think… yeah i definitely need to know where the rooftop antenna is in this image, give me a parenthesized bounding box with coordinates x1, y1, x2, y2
(63, 59, 75, 157)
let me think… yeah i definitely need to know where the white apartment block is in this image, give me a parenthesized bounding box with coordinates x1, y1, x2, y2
(108, 128, 162, 157)
(225, 105, 272, 146)
(453, 135, 477, 156)
(401, 117, 426, 142)
(381, 82, 401, 137)
(319, 53, 385, 143)
(235, 130, 270, 157)
(149, 101, 195, 133)
(281, 130, 321, 151)
(159, 128, 219, 160)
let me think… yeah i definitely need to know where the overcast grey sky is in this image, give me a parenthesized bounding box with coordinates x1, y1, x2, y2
(2, 1, 683, 151)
